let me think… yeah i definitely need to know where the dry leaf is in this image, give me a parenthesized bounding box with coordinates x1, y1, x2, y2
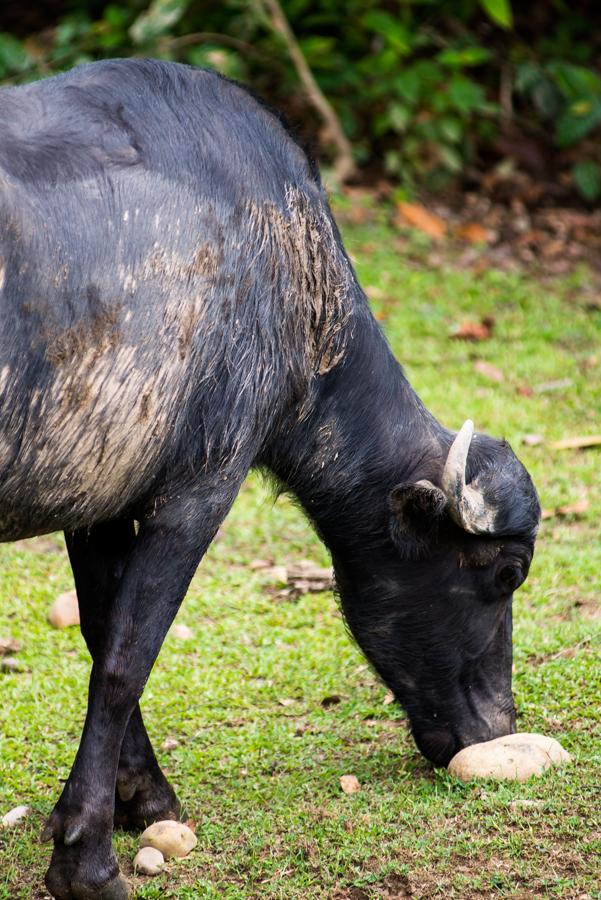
(516, 385, 534, 397)
(340, 774, 361, 794)
(263, 565, 288, 585)
(249, 558, 270, 570)
(396, 202, 447, 240)
(550, 435, 601, 450)
(522, 434, 544, 446)
(474, 360, 504, 382)
(383, 691, 395, 705)
(541, 499, 589, 521)
(278, 697, 296, 707)
(450, 316, 495, 342)
(456, 222, 493, 244)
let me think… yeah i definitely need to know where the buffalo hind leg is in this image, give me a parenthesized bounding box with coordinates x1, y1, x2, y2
(43, 487, 236, 900)
(65, 523, 181, 832)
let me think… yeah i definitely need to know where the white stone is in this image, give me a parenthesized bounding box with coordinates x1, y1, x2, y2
(1, 805, 31, 827)
(48, 590, 80, 629)
(448, 732, 571, 782)
(133, 846, 165, 875)
(171, 624, 193, 640)
(139, 820, 197, 859)
(339, 774, 361, 794)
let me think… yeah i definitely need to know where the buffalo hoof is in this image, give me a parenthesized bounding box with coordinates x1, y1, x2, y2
(44, 843, 128, 900)
(42, 805, 129, 900)
(113, 768, 182, 831)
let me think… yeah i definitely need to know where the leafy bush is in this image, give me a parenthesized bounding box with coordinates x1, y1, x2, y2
(1, 0, 600, 198)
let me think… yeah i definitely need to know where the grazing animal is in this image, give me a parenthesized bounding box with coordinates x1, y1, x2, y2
(0, 59, 540, 899)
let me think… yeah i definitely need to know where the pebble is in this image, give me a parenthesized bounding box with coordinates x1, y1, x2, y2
(448, 732, 571, 782)
(48, 590, 80, 629)
(1, 657, 24, 673)
(139, 820, 197, 859)
(1, 805, 31, 828)
(340, 774, 361, 794)
(133, 846, 165, 875)
(160, 736, 180, 752)
(171, 624, 193, 640)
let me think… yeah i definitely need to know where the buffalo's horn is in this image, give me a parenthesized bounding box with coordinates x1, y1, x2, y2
(441, 419, 496, 534)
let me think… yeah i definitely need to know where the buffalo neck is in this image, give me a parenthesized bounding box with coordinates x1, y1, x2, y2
(263, 304, 446, 555)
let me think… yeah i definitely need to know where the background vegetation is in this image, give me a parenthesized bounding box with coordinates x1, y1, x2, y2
(1, 0, 601, 197)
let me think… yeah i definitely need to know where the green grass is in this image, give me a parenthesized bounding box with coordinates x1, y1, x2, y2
(1, 206, 600, 899)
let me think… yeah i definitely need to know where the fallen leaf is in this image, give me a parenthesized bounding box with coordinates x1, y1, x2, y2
(550, 435, 601, 450)
(278, 697, 296, 707)
(456, 221, 494, 244)
(383, 691, 395, 705)
(541, 499, 589, 520)
(522, 434, 544, 446)
(249, 558, 271, 570)
(450, 316, 495, 341)
(339, 774, 361, 794)
(161, 737, 180, 751)
(263, 565, 288, 585)
(396, 202, 447, 240)
(0, 637, 21, 656)
(474, 360, 504, 382)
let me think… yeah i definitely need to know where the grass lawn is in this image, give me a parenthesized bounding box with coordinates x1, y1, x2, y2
(0, 203, 599, 899)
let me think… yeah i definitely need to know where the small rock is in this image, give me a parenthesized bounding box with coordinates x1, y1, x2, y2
(140, 820, 197, 859)
(161, 736, 180, 752)
(171, 624, 192, 640)
(509, 799, 544, 811)
(1, 657, 24, 673)
(448, 732, 571, 782)
(0, 637, 21, 655)
(133, 846, 165, 875)
(522, 433, 544, 447)
(48, 590, 80, 629)
(1, 805, 31, 828)
(340, 774, 361, 794)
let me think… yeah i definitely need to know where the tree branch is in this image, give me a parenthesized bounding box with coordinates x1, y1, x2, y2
(254, 0, 357, 183)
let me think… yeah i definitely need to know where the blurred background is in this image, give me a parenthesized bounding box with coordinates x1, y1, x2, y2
(1, 1, 601, 200)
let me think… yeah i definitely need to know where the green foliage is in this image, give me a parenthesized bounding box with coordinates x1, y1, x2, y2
(479, 0, 513, 29)
(0, 1, 600, 196)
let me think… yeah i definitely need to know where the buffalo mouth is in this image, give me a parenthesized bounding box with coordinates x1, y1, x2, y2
(413, 729, 458, 767)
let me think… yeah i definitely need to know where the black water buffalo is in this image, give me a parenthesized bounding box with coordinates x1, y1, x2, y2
(0, 59, 540, 899)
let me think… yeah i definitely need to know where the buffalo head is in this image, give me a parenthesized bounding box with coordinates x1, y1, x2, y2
(334, 420, 540, 766)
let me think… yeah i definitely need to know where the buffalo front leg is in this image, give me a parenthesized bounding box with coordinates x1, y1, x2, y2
(65, 523, 181, 831)
(44, 491, 235, 900)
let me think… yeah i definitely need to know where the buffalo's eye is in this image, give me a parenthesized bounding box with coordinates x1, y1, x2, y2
(497, 564, 524, 593)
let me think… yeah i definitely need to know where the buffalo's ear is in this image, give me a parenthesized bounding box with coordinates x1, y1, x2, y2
(389, 480, 447, 556)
